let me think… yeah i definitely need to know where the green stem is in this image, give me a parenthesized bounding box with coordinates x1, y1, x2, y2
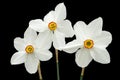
(55, 49, 60, 80)
(56, 61, 60, 80)
(80, 68, 85, 80)
(80, 76, 83, 80)
(38, 62, 43, 80)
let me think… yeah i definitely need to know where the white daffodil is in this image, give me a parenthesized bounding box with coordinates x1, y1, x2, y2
(10, 28, 52, 74)
(29, 3, 74, 49)
(61, 17, 112, 68)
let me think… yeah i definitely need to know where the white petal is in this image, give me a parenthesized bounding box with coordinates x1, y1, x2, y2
(74, 21, 88, 41)
(24, 28, 37, 43)
(35, 49, 53, 61)
(29, 19, 48, 32)
(62, 40, 82, 53)
(75, 49, 92, 68)
(90, 48, 110, 64)
(11, 51, 26, 65)
(87, 17, 103, 37)
(94, 31, 112, 48)
(54, 3, 66, 22)
(53, 30, 65, 49)
(35, 31, 52, 49)
(14, 37, 25, 51)
(44, 10, 55, 23)
(25, 54, 39, 74)
(58, 20, 74, 37)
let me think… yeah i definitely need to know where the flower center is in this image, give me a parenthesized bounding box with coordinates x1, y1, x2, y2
(84, 39, 94, 49)
(25, 45, 34, 54)
(48, 22, 57, 31)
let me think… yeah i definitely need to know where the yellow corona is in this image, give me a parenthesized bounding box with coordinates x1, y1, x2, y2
(25, 45, 34, 54)
(48, 22, 57, 31)
(84, 39, 94, 49)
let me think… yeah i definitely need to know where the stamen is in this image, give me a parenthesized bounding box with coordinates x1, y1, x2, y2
(25, 45, 34, 54)
(84, 39, 94, 49)
(48, 22, 57, 31)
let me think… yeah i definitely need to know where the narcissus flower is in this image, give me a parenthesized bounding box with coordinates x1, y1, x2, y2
(61, 17, 112, 68)
(11, 28, 52, 74)
(29, 3, 74, 49)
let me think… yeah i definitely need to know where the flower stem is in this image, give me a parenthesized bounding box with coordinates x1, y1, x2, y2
(55, 49, 60, 80)
(80, 68, 85, 80)
(38, 62, 43, 80)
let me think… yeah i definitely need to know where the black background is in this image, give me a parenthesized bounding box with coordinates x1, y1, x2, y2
(2, 0, 119, 80)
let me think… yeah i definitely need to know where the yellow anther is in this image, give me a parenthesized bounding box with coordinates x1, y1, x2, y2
(84, 39, 94, 49)
(25, 45, 34, 54)
(48, 22, 57, 31)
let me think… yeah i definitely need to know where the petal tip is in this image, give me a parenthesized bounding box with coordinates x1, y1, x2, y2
(59, 2, 65, 6)
(97, 17, 103, 22)
(27, 71, 36, 74)
(106, 57, 111, 64)
(10, 56, 17, 65)
(75, 59, 88, 68)
(29, 19, 42, 29)
(56, 2, 66, 9)
(10, 58, 13, 65)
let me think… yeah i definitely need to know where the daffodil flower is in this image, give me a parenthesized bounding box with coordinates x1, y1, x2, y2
(60, 17, 112, 68)
(29, 3, 74, 49)
(11, 28, 52, 74)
